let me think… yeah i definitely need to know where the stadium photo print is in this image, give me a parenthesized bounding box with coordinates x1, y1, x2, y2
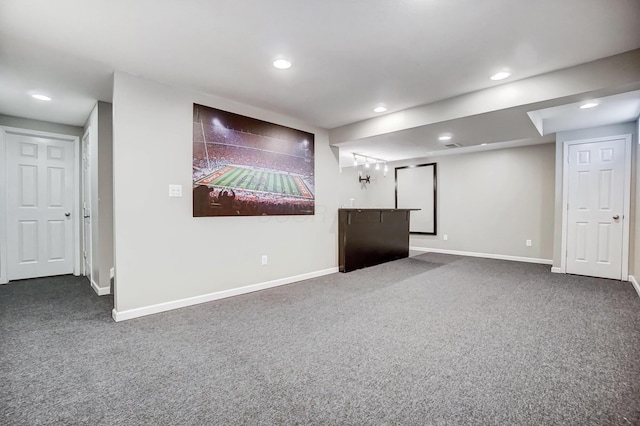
(192, 103, 315, 217)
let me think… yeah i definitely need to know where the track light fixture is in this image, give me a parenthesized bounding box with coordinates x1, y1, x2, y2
(352, 152, 388, 180)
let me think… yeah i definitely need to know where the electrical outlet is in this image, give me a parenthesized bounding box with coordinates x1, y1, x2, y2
(443, 234, 448, 241)
(526, 240, 532, 247)
(261, 255, 268, 265)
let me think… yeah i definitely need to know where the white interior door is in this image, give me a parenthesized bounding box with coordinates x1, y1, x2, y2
(6, 133, 75, 280)
(565, 137, 630, 280)
(82, 130, 92, 280)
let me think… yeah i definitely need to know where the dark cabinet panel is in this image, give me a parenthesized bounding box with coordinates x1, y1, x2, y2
(338, 209, 413, 273)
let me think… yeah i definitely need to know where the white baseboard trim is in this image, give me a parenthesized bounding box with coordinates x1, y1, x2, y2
(91, 279, 111, 296)
(629, 275, 640, 298)
(551, 267, 564, 274)
(410, 246, 553, 265)
(111, 267, 339, 322)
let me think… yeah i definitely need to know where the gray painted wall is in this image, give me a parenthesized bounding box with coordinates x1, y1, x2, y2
(111, 72, 340, 313)
(2, 95, 638, 315)
(339, 143, 556, 260)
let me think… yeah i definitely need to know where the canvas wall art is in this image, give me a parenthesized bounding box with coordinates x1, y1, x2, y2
(192, 104, 315, 217)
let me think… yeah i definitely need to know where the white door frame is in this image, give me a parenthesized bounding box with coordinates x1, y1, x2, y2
(82, 128, 92, 278)
(559, 134, 632, 279)
(0, 126, 81, 284)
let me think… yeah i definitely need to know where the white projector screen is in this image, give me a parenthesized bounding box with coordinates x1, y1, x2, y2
(395, 163, 437, 234)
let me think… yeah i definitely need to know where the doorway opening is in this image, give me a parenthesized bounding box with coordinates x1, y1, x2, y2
(560, 134, 631, 280)
(0, 126, 80, 284)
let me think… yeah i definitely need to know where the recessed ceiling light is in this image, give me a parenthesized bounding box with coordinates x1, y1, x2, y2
(273, 59, 292, 69)
(579, 102, 599, 109)
(32, 94, 51, 101)
(373, 106, 387, 113)
(438, 135, 452, 141)
(490, 71, 511, 81)
(481, 143, 488, 146)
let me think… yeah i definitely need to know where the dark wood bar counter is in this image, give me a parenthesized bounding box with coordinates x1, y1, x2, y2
(338, 208, 416, 273)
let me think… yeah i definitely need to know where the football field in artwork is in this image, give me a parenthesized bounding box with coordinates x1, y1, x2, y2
(195, 166, 313, 198)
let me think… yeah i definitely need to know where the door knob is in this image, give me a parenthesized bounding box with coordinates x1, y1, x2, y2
(613, 215, 620, 220)
(64, 212, 71, 217)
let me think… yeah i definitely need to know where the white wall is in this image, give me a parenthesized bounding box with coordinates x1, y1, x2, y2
(0, 114, 84, 139)
(83, 102, 114, 293)
(97, 102, 114, 290)
(553, 122, 638, 270)
(635, 119, 640, 278)
(85, 105, 98, 284)
(339, 143, 556, 261)
(112, 72, 340, 316)
(337, 165, 394, 208)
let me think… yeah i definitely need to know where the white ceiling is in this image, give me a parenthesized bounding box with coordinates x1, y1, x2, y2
(335, 88, 640, 165)
(527, 90, 640, 136)
(1, 0, 639, 164)
(334, 105, 544, 162)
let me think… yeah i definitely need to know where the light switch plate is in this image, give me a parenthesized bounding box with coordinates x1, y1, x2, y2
(169, 184, 182, 197)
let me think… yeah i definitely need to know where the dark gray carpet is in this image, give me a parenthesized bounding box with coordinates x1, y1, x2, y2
(2, 254, 640, 425)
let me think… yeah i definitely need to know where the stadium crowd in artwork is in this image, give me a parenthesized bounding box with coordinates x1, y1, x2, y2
(192, 104, 315, 216)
